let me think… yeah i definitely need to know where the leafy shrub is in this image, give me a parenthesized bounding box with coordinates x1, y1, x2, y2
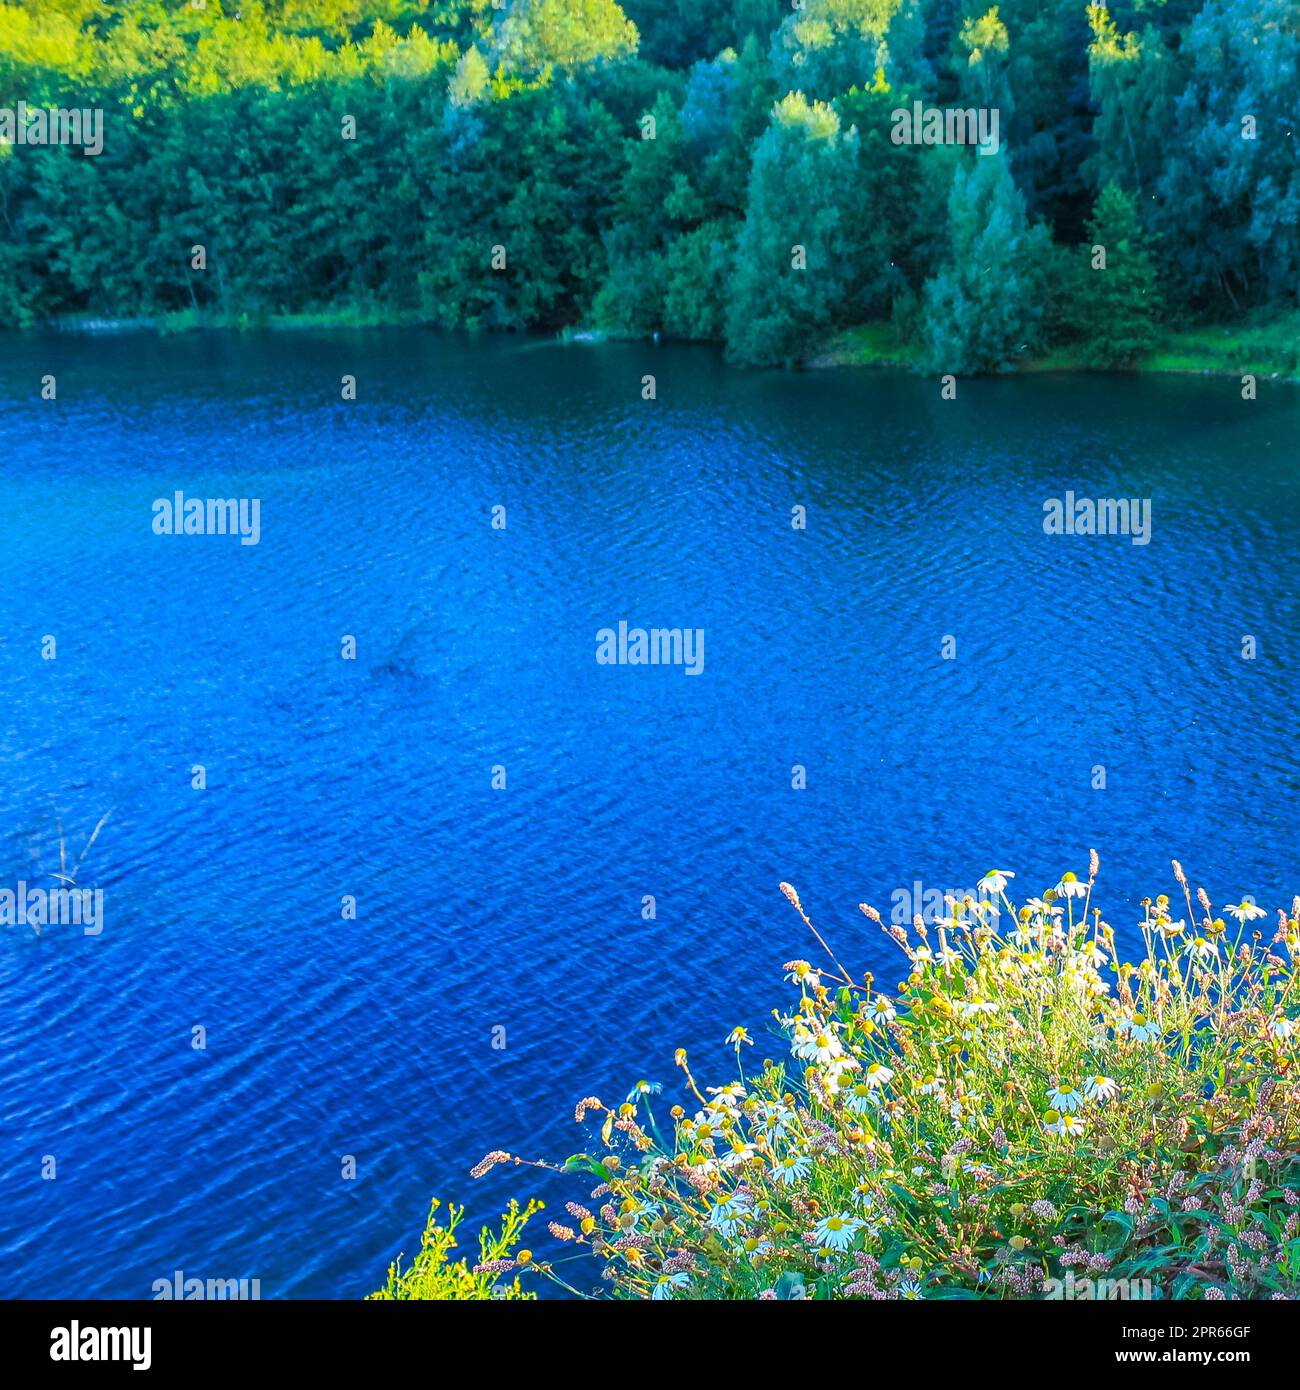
(370, 1198, 541, 1301)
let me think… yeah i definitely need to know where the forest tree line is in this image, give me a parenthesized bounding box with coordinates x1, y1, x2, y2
(0, 0, 1295, 370)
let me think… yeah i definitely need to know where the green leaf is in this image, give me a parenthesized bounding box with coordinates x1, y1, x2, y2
(1102, 1210, 1134, 1246)
(561, 1152, 612, 1182)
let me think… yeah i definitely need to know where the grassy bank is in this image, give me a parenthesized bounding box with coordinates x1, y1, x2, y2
(818, 311, 1300, 380)
(156, 306, 432, 336)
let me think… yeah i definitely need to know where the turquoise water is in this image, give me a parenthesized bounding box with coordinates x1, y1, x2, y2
(0, 330, 1295, 1296)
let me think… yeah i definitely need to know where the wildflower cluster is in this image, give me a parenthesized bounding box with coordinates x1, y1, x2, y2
(486, 857, 1300, 1299)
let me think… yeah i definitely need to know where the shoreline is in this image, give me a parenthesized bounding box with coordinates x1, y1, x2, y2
(26, 311, 1300, 383)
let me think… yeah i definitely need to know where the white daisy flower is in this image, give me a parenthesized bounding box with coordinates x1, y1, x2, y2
(1269, 1016, 1294, 1040)
(841, 1081, 878, 1115)
(898, 1276, 924, 1299)
(812, 1212, 863, 1252)
(866, 994, 896, 1023)
(1047, 1081, 1085, 1113)
(1045, 1108, 1085, 1136)
(1056, 872, 1088, 899)
(793, 1026, 843, 1066)
(1078, 940, 1107, 967)
(1083, 1074, 1118, 1101)
(771, 1151, 812, 1186)
(754, 1103, 792, 1140)
(978, 869, 1015, 895)
(862, 1061, 894, 1089)
(685, 1117, 720, 1147)
(822, 1055, 861, 1094)
(1118, 1012, 1161, 1043)
(652, 1271, 691, 1300)
(1226, 900, 1267, 924)
(711, 1195, 750, 1239)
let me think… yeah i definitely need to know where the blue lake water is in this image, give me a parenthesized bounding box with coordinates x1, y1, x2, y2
(0, 329, 1296, 1297)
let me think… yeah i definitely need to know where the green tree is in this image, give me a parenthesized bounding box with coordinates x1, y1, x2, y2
(595, 93, 703, 334)
(770, 0, 930, 102)
(1153, 0, 1299, 312)
(725, 92, 864, 366)
(1068, 181, 1162, 367)
(492, 0, 639, 75)
(663, 218, 736, 339)
(918, 151, 1052, 372)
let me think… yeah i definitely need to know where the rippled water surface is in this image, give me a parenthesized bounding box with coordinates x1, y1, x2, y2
(0, 330, 1295, 1296)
